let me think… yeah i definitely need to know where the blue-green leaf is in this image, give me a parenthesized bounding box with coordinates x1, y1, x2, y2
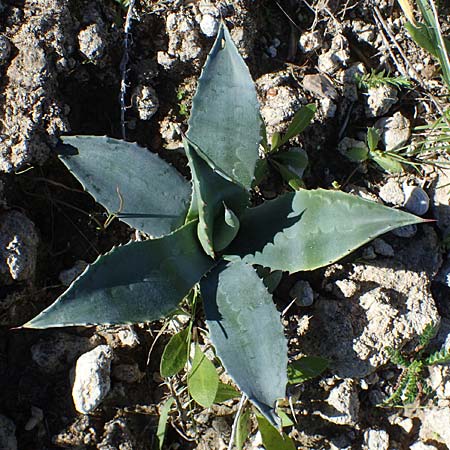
(201, 261, 288, 428)
(184, 138, 248, 256)
(59, 136, 190, 237)
(23, 222, 214, 328)
(187, 23, 261, 189)
(224, 189, 424, 272)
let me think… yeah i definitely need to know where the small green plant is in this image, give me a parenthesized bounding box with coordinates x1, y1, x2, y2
(22, 23, 423, 432)
(256, 104, 316, 189)
(176, 88, 190, 118)
(343, 126, 414, 173)
(382, 323, 450, 406)
(113, 0, 130, 8)
(356, 69, 412, 90)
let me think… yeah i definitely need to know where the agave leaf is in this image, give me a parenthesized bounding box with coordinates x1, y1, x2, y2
(58, 136, 190, 237)
(187, 344, 219, 408)
(184, 138, 248, 256)
(23, 222, 213, 328)
(224, 189, 424, 272)
(201, 261, 288, 428)
(160, 327, 190, 377)
(187, 23, 261, 189)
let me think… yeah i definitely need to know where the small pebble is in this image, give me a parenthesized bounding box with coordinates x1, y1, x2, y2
(72, 345, 113, 414)
(290, 280, 314, 307)
(112, 363, 145, 383)
(392, 224, 417, 238)
(372, 238, 394, 257)
(363, 428, 389, 450)
(78, 23, 107, 63)
(365, 85, 398, 118)
(133, 85, 159, 121)
(375, 112, 411, 151)
(298, 30, 322, 52)
(362, 246, 377, 260)
(403, 185, 429, 216)
(303, 73, 339, 100)
(24, 406, 43, 431)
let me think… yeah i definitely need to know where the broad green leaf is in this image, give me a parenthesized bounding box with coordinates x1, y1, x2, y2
(184, 138, 248, 256)
(214, 382, 240, 403)
(256, 414, 296, 450)
(235, 408, 251, 450)
(160, 327, 190, 377)
(345, 146, 369, 162)
(156, 397, 174, 450)
(371, 152, 404, 173)
(187, 23, 261, 189)
(287, 356, 328, 384)
(201, 261, 288, 427)
(271, 132, 282, 152)
(23, 222, 214, 328)
(280, 104, 316, 146)
(252, 158, 269, 187)
(188, 344, 219, 407)
(278, 410, 294, 428)
(405, 22, 438, 56)
(59, 136, 190, 237)
(224, 189, 424, 272)
(367, 127, 380, 152)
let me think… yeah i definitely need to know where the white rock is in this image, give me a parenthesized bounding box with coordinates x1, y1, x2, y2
(317, 379, 360, 425)
(0, 210, 39, 283)
(395, 417, 413, 433)
(78, 23, 107, 63)
(299, 30, 323, 52)
(379, 179, 404, 206)
(318, 35, 350, 74)
(419, 408, 450, 447)
(363, 429, 389, 450)
(199, 14, 219, 37)
(375, 112, 411, 151)
(365, 85, 398, 118)
(133, 85, 159, 121)
(72, 345, 113, 414)
(0, 415, 16, 450)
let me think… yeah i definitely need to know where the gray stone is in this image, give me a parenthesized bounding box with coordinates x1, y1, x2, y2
(391, 224, 417, 238)
(78, 24, 107, 63)
(365, 85, 398, 118)
(157, 11, 202, 70)
(133, 85, 159, 121)
(403, 185, 429, 216)
(257, 72, 304, 135)
(31, 332, 94, 373)
(379, 179, 404, 206)
(318, 35, 350, 74)
(374, 112, 411, 151)
(72, 345, 113, 414)
(372, 238, 394, 257)
(362, 429, 389, 450)
(0, 415, 17, 450)
(0, 35, 11, 65)
(96, 325, 140, 348)
(0, 210, 39, 284)
(316, 379, 360, 425)
(59, 260, 88, 286)
(0, 0, 70, 172)
(303, 73, 339, 100)
(290, 280, 314, 307)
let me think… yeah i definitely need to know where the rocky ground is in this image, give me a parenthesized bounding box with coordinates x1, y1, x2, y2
(1, 0, 450, 449)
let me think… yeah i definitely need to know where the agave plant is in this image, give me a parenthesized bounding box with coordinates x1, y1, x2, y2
(23, 24, 424, 427)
